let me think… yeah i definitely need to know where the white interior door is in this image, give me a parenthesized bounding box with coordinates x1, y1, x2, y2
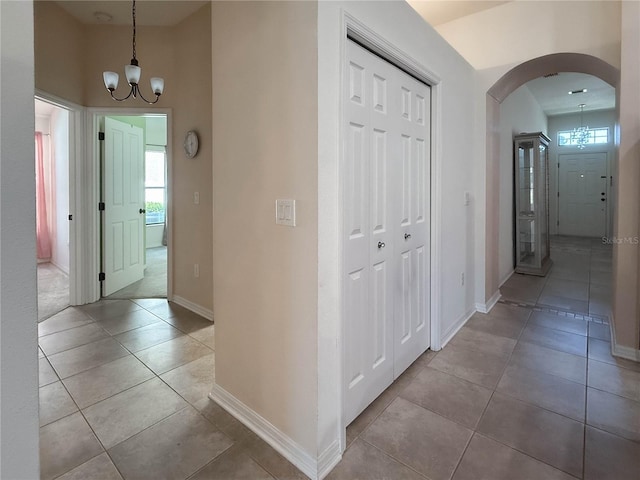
(344, 40, 430, 425)
(103, 117, 145, 296)
(558, 153, 607, 237)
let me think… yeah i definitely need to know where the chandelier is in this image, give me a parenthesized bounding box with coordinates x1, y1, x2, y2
(570, 104, 590, 149)
(102, 0, 164, 104)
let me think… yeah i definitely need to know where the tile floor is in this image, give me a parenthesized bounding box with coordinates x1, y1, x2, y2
(39, 236, 640, 479)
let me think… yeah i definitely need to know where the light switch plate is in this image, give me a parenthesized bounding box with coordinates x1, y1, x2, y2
(276, 199, 296, 227)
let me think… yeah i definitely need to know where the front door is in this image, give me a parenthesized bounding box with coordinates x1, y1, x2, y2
(558, 153, 607, 237)
(102, 117, 145, 296)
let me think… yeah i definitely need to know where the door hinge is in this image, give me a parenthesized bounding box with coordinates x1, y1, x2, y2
(98, 272, 105, 281)
(557, 221, 559, 226)
(557, 192, 560, 197)
(98, 132, 105, 141)
(68, 214, 73, 221)
(98, 202, 105, 211)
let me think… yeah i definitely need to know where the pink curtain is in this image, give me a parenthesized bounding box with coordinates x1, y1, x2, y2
(35, 132, 52, 260)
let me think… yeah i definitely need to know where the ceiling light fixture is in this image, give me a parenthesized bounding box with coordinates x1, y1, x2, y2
(570, 104, 590, 149)
(568, 88, 588, 95)
(102, 0, 164, 104)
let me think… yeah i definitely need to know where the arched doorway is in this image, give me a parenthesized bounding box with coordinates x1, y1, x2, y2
(483, 53, 620, 307)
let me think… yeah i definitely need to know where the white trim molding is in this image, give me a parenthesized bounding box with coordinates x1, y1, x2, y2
(476, 290, 501, 314)
(440, 307, 475, 348)
(172, 295, 213, 321)
(209, 384, 332, 480)
(609, 315, 640, 362)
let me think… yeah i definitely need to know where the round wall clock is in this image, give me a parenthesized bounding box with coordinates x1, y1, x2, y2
(184, 130, 199, 158)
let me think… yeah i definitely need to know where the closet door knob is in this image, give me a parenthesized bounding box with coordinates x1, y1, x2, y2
(139, 208, 146, 214)
(404, 233, 411, 240)
(378, 241, 386, 249)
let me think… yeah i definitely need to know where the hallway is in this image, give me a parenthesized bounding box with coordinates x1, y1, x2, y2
(37, 238, 640, 479)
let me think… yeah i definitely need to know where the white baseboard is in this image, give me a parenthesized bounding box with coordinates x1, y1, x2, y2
(172, 295, 213, 321)
(318, 440, 342, 479)
(209, 383, 336, 480)
(609, 316, 640, 362)
(475, 290, 501, 314)
(440, 307, 475, 348)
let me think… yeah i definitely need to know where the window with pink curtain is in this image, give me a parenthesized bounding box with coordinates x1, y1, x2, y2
(35, 132, 52, 260)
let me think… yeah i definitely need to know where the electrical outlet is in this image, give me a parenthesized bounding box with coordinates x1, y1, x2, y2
(194, 263, 199, 278)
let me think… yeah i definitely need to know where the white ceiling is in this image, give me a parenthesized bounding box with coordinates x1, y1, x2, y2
(525, 72, 615, 117)
(407, 0, 511, 27)
(55, 1, 209, 27)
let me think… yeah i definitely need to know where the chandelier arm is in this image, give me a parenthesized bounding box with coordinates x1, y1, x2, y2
(109, 87, 135, 102)
(136, 88, 161, 105)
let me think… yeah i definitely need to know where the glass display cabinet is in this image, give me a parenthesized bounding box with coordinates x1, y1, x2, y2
(514, 132, 552, 276)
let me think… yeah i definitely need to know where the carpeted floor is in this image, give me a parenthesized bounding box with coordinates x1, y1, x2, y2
(37, 262, 69, 322)
(106, 246, 167, 299)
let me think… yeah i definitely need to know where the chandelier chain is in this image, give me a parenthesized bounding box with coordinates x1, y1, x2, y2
(131, 0, 137, 61)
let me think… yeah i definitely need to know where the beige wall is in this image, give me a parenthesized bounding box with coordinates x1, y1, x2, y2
(34, 1, 84, 105)
(614, 0, 640, 351)
(211, 1, 319, 453)
(34, 2, 213, 312)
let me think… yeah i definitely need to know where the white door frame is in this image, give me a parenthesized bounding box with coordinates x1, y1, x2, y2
(338, 14, 443, 442)
(35, 90, 86, 305)
(87, 107, 173, 302)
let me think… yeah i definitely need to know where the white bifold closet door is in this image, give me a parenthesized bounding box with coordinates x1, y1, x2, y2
(344, 40, 431, 425)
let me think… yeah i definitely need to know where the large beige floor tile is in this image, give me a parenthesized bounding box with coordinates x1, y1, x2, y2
(189, 445, 274, 480)
(194, 398, 254, 442)
(62, 355, 155, 409)
(584, 426, 640, 480)
(528, 311, 588, 336)
(39, 323, 109, 356)
(400, 367, 492, 429)
(160, 354, 215, 405)
(448, 327, 517, 358)
(510, 342, 587, 384)
(588, 359, 640, 402)
(429, 343, 509, 388)
(80, 299, 142, 321)
(114, 321, 182, 352)
(109, 407, 232, 480)
(453, 434, 576, 480)
(485, 303, 531, 322)
(477, 393, 584, 477)
(188, 324, 216, 350)
(361, 397, 472, 480)
(326, 439, 423, 480)
(96, 308, 164, 335)
(588, 337, 640, 372)
(497, 364, 586, 421)
(40, 412, 103, 480)
(39, 381, 78, 427)
(542, 278, 589, 301)
(164, 311, 214, 334)
(537, 293, 589, 313)
(243, 432, 318, 480)
(464, 312, 526, 340)
(586, 387, 640, 442)
(519, 323, 587, 356)
(135, 335, 213, 374)
(588, 322, 610, 341)
(38, 309, 93, 337)
(48, 337, 129, 379)
(83, 377, 188, 448)
(57, 453, 123, 480)
(39, 357, 59, 387)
